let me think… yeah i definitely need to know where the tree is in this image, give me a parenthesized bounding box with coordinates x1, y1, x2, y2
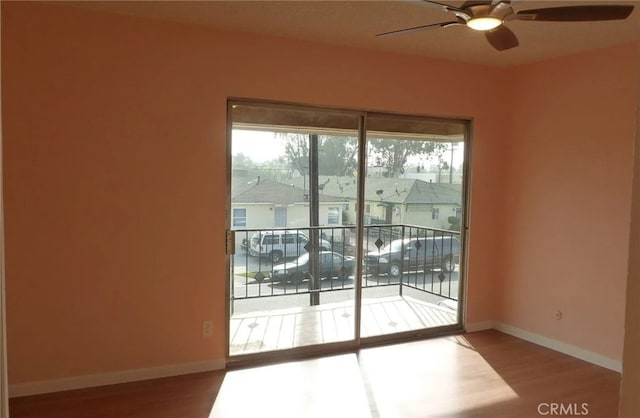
(319, 136, 358, 176)
(281, 133, 309, 176)
(281, 134, 359, 177)
(448, 216, 461, 231)
(282, 133, 450, 179)
(232, 152, 293, 182)
(232, 152, 254, 168)
(369, 138, 448, 178)
(255, 156, 291, 182)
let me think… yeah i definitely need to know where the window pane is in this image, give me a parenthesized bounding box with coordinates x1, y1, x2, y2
(232, 208, 246, 227)
(361, 112, 465, 338)
(229, 101, 361, 356)
(328, 207, 340, 224)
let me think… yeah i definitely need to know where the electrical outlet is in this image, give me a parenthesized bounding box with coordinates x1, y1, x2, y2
(202, 320, 213, 337)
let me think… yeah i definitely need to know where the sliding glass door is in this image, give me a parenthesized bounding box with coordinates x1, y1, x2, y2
(360, 113, 465, 339)
(226, 100, 468, 360)
(227, 102, 362, 357)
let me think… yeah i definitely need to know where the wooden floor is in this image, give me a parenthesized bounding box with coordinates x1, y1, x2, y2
(10, 330, 621, 418)
(230, 295, 457, 355)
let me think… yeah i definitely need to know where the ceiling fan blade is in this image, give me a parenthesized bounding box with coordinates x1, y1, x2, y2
(419, 0, 465, 14)
(460, 0, 493, 8)
(513, 5, 634, 22)
(485, 25, 519, 51)
(376, 21, 462, 37)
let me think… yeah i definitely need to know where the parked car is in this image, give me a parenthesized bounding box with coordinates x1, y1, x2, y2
(248, 230, 332, 263)
(364, 235, 460, 277)
(271, 251, 355, 284)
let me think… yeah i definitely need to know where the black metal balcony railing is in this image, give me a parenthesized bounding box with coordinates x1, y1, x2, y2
(231, 225, 460, 305)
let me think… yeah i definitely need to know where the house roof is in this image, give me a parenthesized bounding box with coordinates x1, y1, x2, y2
(232, 177, 345, 205)
(288, 176, 462, 206)
(404, 179, 461, 205)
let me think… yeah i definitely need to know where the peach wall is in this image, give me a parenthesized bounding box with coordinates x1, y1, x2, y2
(2, 3, 508, 384)
(619, 45, 640, 417)
(500, 44, 640, 360)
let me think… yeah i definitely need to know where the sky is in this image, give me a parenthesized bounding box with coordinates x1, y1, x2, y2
(232, 130, 284, 163)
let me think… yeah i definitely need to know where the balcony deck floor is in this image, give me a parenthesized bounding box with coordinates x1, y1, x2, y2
(230, 295, 457, 356)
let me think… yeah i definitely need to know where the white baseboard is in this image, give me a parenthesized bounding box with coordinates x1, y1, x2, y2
(9, 324, 622, 397)
(465, 320, 494, 332)
(493, 323, 622, 373)
(9, 358, 226, 398)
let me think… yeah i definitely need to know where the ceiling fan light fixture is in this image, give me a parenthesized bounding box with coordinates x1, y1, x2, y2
(466, 17, 502, 31)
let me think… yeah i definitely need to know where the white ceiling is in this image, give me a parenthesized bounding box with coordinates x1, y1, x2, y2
(68, 0, 640, 67)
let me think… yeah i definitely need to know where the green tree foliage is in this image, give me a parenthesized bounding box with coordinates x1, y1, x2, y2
(232, 152, 290, 182)
(369, 139, 448, 178)
(319, 136, 358, 176)
(232, 153, 254, 168)
(282, 134, 358, 177)
(448, 216, 461, 231)
(282, 134, 310, 176)
(282, 133, 449, 179)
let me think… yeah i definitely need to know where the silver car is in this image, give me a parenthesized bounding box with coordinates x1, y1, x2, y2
(249, 230, 332, 263)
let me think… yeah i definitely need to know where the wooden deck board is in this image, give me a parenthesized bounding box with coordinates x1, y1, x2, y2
(230, 296, 457, 355)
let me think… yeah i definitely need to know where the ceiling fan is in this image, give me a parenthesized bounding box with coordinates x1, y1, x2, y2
(376, 1, 635, 51)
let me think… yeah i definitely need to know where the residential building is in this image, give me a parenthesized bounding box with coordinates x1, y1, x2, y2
(288, 176, 462, 229)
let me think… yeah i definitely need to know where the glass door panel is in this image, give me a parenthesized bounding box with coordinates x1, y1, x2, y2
(360, 114, 466, 339)
(228, 102, 361, 356)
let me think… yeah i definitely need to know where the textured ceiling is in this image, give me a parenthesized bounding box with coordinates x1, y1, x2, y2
(67, 0, 640, 67)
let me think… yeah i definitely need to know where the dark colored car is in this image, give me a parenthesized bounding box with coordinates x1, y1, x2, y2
(364, 235, 460, 277)
(271, 251, 355, 284)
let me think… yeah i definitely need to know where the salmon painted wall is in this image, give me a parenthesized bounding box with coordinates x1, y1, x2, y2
(500, 43, 640, 361)
(619, 48, 640, 417)
(2, 3, 508, 384)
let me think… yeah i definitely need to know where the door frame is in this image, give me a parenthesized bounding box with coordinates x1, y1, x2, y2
(224, 98, 471, 366)
(0, 11, 8, 411)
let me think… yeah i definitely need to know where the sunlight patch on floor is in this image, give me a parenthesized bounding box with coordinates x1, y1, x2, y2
(209, 354, 372, 418)
(359, 336, 519, 417)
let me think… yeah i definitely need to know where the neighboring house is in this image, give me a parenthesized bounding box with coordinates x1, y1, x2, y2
(231, 176, 346, 231)
(401, 167, 464, 185)
(289, 176, 462, 230)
